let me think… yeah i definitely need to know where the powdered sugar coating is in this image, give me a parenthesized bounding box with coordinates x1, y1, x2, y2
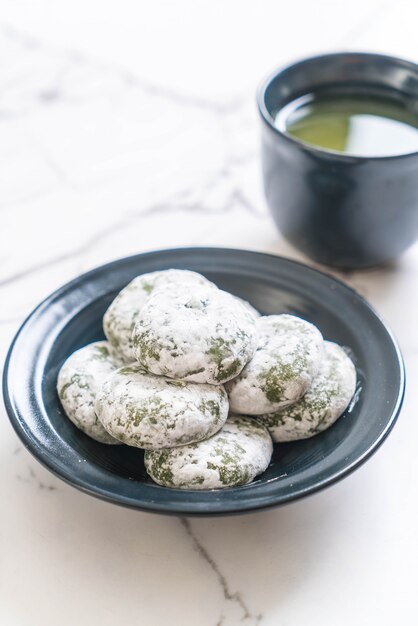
(103, 269, 215, 362)
(226, 314, 324, 415)
(234, 296, 260, 320)
(258, 341, 356, 441)
(95, 364, 228, 449)
(133, 284, 258, 384)
(57, 341, 124, 444)
(144, 414, 273, 489)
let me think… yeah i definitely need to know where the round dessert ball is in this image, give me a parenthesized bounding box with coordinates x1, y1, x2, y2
(95, 364, 228, 449)
(144, 415, 273, 489)
(57, 341, 124, 444)
(132, 284, 258, 385)
(258, 341, 357, 441)
(103, 269, 215, 362)
(226, 314, 324, 415)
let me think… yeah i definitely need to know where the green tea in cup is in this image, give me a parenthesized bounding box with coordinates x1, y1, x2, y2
(274, 87, 418, 157)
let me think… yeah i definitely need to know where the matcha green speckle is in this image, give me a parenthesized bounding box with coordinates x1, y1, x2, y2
(142, 282, 154, 294)
(145, 450, 175, 486)
(93, 345, 111, 359)
(206, 337, 242, 382)
(134, 330, 162, 362)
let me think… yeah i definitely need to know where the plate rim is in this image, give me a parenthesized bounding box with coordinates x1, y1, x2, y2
(3, 247, 406, 515)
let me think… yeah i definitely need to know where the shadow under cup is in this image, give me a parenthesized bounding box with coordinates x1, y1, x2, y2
(258, 52, 418, 269)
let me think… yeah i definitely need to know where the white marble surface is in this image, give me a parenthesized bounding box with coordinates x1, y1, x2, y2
(1, 1, 418, 624)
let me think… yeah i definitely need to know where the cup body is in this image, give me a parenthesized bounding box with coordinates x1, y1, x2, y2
(258, 53, 418, 268)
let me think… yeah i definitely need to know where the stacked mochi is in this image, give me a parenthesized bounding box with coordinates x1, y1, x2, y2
(57, 269, 356, 490)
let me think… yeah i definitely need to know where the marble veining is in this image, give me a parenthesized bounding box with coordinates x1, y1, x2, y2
(16, 464, 58, 491)
(180, 518, 263, 625)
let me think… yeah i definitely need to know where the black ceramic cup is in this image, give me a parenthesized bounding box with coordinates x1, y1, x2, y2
(257, 52, 418, 268)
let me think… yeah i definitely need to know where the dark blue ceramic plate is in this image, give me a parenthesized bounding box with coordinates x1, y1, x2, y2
(3, 248, 405, 515)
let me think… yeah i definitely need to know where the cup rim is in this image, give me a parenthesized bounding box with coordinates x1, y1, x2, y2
(257, 51, 418, 162)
